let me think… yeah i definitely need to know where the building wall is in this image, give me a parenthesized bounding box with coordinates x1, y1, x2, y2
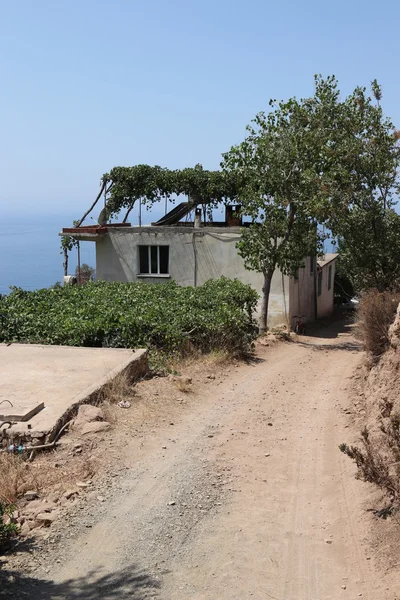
(96, 227, 290, 327)
(288, 257, 316, 327)
(317, 261, 336, 318)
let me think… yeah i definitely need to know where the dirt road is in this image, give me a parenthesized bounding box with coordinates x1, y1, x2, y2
(11, 322, 393, 599)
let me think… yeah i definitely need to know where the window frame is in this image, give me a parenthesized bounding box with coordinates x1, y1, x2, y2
(138, 245, 170, 277)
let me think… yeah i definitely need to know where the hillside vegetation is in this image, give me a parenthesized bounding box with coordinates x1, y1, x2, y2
(341, 290, 400, 510)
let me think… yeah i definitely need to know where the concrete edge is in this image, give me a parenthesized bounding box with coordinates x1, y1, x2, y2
(7, 349, 148, 444)
(46, 348, 149, 442)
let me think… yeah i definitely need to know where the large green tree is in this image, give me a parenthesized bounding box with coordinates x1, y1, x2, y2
(221, 77, 339, 331)
(322, 81, 400, 292)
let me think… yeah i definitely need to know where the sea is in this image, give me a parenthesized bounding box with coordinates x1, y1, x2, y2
(0, 212, 336, 296)
(0, 215, 96, 295)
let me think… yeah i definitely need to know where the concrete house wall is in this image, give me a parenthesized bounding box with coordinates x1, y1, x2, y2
(317, 258, 336, 319)
(288, 257, 316, 326)
(96, 226, 291, 327)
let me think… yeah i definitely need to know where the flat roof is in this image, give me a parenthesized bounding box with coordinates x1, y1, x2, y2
(317, 253, 338, 268)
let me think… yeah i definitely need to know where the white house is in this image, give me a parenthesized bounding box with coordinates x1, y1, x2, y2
(61, 204, 337, 328)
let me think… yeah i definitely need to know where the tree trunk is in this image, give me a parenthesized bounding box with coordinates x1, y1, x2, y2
(63, 247, 68, 277)
(260, 269, 274, 334)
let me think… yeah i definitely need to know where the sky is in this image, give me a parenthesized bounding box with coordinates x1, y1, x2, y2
(1, 0, 400, 223)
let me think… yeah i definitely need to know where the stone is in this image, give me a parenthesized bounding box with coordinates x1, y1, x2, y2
(168, 501, 176, 506)
(35, 512, 58, 526)
(73, 405, 106, 432)
(20, 522, 31, 536)
(24, 491, 39, 501)
(81, 421, 111, 435)
(169, 375, 192, 385)
(63, 488, 79, 500)
(76, 481, 90, 488)
(325, 539, 333, 544)
(24, 500, 57, 518)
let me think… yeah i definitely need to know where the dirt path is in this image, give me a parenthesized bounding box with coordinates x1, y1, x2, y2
(7, 322, 395, 599)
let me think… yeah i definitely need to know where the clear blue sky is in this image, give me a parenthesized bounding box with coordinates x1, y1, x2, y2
(1, 0, 399, 220)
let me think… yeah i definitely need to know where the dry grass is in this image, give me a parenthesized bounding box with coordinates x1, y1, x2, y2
(0, 454, 28, 503)
(169, 349, 232, 373)
(97, 371, 138, 405)
(0, 448, 97, 504)
(175, 380, 193, 394)
(355, 289, 400, 357)
(97, 372, 138, 425)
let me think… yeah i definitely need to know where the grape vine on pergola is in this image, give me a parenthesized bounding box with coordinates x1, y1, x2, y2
(76, 164, 239, 226)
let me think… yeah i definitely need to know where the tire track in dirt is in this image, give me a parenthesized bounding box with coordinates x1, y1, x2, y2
(27, 324, 395, 599)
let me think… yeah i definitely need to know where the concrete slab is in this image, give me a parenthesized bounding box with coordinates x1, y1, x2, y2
(0, 400, 44, 422)
(0, 344, 148, 440)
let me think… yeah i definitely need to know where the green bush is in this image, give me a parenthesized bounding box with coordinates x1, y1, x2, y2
(0, 278, 258, 355)
(0, 503, 18, 546)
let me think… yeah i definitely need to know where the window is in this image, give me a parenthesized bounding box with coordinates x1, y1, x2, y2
(139, 246, 169, 275)
(328, 265, 332, 291)
(317, 271, 322, 296)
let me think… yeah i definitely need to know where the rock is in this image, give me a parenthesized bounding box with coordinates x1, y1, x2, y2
(35, 512, 57, 527)
(24, 500, 57, 518)
(207, 374, 216, 380)
(81, 421, 111, 435)
(389, 303, 400, 348)
(63, 488, 79, 500)
(341, 584, 346, 589)
(76, 481, 90, 488)
(168, 501, 176, 506)
(97, 496, 105, 502)
(73, 405, 105, 432)
(264, 453, 270, 457)
(24, 491, 39, 501)
(169, 375, 192, 385)
(48, 492, 61, 504)
(20, 522, 31, 536)
(324, 539, 333, 544)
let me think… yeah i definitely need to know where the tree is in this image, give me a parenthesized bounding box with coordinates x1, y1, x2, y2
(75, 164, 238, 225)
(221, 77, 339, 331)
(60, 220, 80, 277)
(60, 234, 78, 277)
(75, 263, 95, 284)
(322, 81, 400, 292)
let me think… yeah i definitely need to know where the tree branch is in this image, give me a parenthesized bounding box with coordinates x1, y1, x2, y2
(123, 199, 136, 223)
(76, 180, 107, 227)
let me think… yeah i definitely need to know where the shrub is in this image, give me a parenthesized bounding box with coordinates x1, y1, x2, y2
(0, 278, 259, 355)
(355, 289, 400, 356)
(0, 503, 18, 546)
(340, 415, 400, 507)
